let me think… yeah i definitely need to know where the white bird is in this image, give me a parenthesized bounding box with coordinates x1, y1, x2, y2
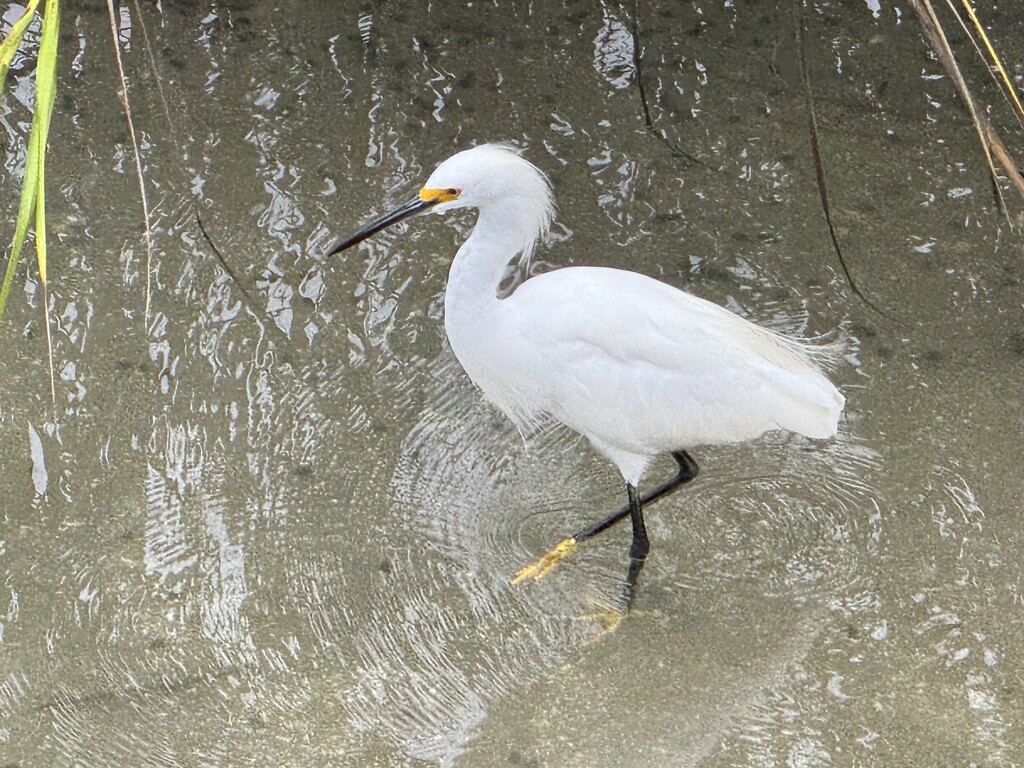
(330, 143, 844, 590)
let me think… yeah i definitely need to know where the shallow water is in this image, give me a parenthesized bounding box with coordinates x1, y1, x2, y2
(1, 1, 1022, 766)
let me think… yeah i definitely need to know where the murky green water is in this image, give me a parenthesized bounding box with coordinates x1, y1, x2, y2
(1, 1, 1022, 766)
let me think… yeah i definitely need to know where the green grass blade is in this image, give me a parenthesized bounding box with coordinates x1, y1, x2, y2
(0, 127, 40, 320)
(0, 0, 58, 322)
(0, 0, 42, 85)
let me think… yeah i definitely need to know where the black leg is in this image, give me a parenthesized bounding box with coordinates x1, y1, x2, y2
(626, 483, 649, 561)
(512, 450, 699, 584)
(623, 554, 648, 609)
(623, 482, 654, 608)
(573, 450, 699, 545)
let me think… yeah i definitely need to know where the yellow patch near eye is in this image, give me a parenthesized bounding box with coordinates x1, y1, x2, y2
(420, 187, 460, 203)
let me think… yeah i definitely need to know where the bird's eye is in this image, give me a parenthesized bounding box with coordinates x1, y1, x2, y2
(446, 188, 459, 197)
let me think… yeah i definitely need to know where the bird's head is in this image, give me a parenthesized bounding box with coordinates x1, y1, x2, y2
(420, 143, 553, 213)
(328, 143, 554, 256)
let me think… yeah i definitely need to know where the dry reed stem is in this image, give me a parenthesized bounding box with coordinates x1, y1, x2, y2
(909, 0, 1024, 221)
(106, 0, 155, 327)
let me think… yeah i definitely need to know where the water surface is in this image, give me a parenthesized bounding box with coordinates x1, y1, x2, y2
(1, 2, 1022, 766)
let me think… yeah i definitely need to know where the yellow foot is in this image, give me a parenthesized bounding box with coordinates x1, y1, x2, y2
(511, 538, 578, 585)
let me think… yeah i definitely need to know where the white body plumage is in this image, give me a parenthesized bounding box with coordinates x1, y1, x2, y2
(427, 144, 844, 486)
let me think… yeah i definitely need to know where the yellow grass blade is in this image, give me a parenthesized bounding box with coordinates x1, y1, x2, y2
(958, 0, 1024, 123)
(34, 0, 60, 287)
(34, 0, 60, 412)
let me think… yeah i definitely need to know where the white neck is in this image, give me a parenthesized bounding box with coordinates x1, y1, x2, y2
(444, 199, 544, 314)
(441, 199, 549, 427)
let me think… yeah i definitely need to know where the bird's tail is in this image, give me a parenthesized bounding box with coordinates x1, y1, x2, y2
(768, 367, 845, 439)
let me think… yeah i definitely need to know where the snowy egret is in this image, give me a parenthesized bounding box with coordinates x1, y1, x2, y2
(329, 143, 844, 589)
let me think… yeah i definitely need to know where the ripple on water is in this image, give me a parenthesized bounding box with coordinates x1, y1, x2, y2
(338, 344, 882, 765)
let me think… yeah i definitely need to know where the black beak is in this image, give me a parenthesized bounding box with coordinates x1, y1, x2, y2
(327, 196, 439, 256)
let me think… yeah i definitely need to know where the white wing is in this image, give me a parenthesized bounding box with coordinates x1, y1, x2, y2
(506, 266, 844, 454)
